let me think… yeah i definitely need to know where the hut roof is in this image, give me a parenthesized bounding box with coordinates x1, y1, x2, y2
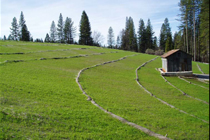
(161, 49, 180, 58)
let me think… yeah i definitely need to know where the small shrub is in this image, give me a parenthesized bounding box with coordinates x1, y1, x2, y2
(145, 49, 155, 55)
(155, 50, 164, 56)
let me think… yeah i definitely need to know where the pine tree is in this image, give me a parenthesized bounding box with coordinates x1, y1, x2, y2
(146, 19, 154, 50)
(178, 0, 190, 53)
(116, 36, 120, 49)
(57, 13, 64, 43)
(165, 37, 170, 52)
(19, 11, 26, 40)
(121, 20, 129, 50)
(64, 17, 76, 44)
(138, 19, 147, 53)
(79, 11, 93, 45)
(8, 34, 13, 40)
(4, 35, 6, 40)
(153, 36, 158, 50)
(159, 18, 172, 52)
(50, 21, 57, 43)
(107, 27, 115, 48)
(199, 0, 209, 62)
(44, 33, 50, 42)
(128, 17, 138, 52)
(122, 17, 138, 51)
(10, 17, 19, 40)
(21, 24, 30, 41)
(120, 29, 127, 50)
(174, 31, 185, 50)
(159, 24, 166, 50)
(30, 37, 33, 42)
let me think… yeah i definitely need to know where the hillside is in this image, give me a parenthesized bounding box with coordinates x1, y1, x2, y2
(0, 41, 209, 139)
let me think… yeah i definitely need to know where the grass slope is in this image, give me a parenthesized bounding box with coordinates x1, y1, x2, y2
(192, 62, 202, 74)
(0, 41, 209, 139)
(165, 77, 209, 102)
(80, 55, 209, 139)
(0, 41, 154, 139)
(198, 63, 209, 74)
(0, 41, 95, 53)
(183, 78, 209, 88)
(138, 58, 209, 121)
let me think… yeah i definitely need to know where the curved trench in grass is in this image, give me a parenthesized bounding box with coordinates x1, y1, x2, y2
(197, 64, 205, 74)
(76, 54, 171, 140)
(159, 73, 209, 105)
(135, 57, 209, 124)
(178, 76, 209, 90)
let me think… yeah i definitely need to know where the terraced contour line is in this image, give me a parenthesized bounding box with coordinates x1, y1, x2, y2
(76, 54, 171, 140)
(0, 47, 101, 55)
(0, 51, 119, 64)
(135, 57, 209, 124)
(178, 76, 209, 90)
(197, 64, 204, 74)
(158, 69, 209, 105)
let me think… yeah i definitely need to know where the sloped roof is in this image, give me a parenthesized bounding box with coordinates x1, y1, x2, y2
(161, 49, 180, 58)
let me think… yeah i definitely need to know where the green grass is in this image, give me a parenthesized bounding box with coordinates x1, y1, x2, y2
(0, 47, 118, 63)
(1, 41, 209, 139)
(165, 76, 209, 102)
(192, 61, 209, 74)
(138, 58, 209, 122)
(80, 55, 209, 139)
(192, 61, 202, 74)
(1, 52, 154, 139)
(184, 78, 209, 88)
(0, 41, 95, 53)
(197, 63, 209, 74)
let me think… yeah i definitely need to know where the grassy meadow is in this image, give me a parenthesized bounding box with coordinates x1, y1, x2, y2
(0, 41, 209, 139)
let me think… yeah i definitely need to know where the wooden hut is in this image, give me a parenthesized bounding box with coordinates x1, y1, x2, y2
(161, 49, 192, 72)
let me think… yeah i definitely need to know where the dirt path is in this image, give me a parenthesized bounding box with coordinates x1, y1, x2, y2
(136, 57, 209, 124)
(76, 54, 171, 140)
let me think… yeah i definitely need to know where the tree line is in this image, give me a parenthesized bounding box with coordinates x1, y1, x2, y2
(107, 0, 209, 62)
(8, 11, 32, 41)
(174, 0, 209, 62)
(4, 0, 209, 62)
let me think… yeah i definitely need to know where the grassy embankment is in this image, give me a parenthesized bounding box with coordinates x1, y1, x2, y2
(0, 41, 155, 139)
(0, 41, 209, 139)
(81, 55, 209, 139)
(138, 58, 209, 121)
(192, 61, 209, 74)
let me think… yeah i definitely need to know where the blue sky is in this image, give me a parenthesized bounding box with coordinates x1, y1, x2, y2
(1, 0, 180, 45)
